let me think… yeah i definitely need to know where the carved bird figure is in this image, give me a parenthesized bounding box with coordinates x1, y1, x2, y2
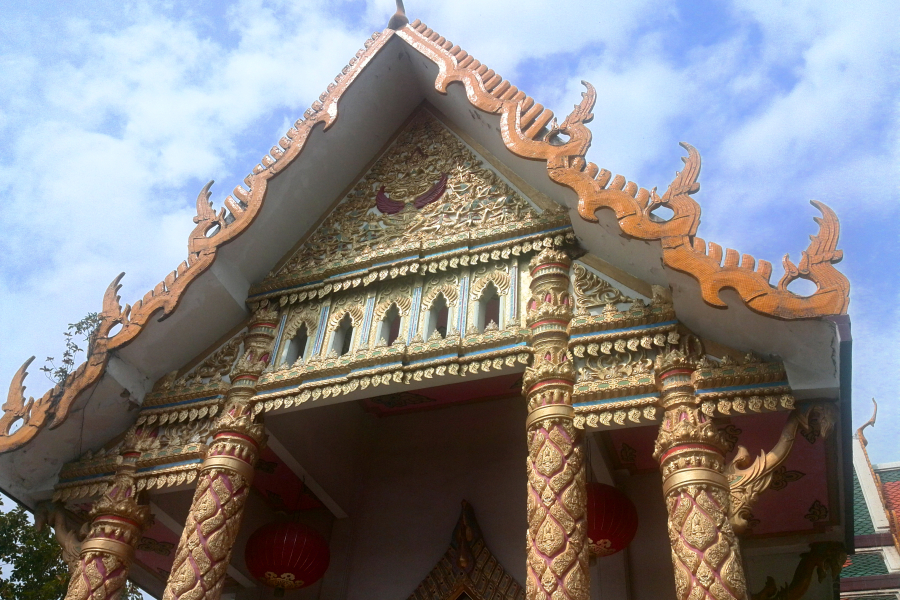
(375, 173, 448, 214)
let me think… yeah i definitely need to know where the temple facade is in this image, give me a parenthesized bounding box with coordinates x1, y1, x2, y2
(0, 9, 859, 600)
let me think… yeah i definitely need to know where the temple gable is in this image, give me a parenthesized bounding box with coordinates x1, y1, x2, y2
(257, 110, 566, 293)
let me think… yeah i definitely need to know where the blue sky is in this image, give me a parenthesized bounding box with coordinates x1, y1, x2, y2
(0, 0, 897, 478)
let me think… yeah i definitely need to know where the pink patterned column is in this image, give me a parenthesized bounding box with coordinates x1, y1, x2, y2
(64, 442, 150, 600)
(162, 308, 276, 600)
(653, 352, 749, 600)
(523, 249, 588, 600)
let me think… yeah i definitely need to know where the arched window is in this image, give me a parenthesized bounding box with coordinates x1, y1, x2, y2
(478, 283, 501, 332)
(332, 313, 354, 356)
(282, 324, 309, 366)
(378, 304, 402, 346)
(425, 294, 449, 339)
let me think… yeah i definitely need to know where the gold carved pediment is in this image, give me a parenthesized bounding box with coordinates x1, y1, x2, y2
(267, 111, 562, 287)
(407, 502, 525, 600)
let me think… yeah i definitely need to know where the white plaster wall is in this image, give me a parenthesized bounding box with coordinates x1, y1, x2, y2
(343, 396, 528, 599)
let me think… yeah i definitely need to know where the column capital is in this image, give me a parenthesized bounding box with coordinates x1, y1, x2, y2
(64, 442, 150, 600)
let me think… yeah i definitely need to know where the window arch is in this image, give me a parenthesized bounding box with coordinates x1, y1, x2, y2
(331, 313, 355, 356)
(377, 304, 403, 346)
(477, 283, 502, 332)
(281, 323, 309, 367)
(424, 293, 450, 340)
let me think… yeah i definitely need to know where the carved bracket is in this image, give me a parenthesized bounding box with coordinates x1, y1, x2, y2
(726, 403, 838, 534)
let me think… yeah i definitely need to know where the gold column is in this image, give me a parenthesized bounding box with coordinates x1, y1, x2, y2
(163, 309, 277, 600)
(653, 351, 749, 600)
(523, 248, 588, 600)
(64, 441, 150, 600)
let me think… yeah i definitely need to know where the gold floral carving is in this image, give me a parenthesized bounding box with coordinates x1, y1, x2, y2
(422, 275, 461, 309)
(726, 403, 837, 534)
(471, 266, 512, 299)
(373, 284, 414, 323)
(398, 21, 848, 321)
(571, 263, 631, 315)
(273, 113, 551, 287)
(192, 332, 247, 379)
(523, 249, 588, 600)
(35, 503, 83, 575)
(63, 440, 151, 600)
(654, 351, 749, 600)
(281, 303, 320, 351)
(408, 502, 526, 600)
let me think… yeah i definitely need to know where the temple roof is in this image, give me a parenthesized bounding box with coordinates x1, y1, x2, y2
(0, 14, 851, 506)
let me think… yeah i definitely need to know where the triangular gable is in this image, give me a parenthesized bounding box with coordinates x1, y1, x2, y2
(256, 109, 565, 294)
(407, 502, 525, 600)
(1, 14, 850, 479)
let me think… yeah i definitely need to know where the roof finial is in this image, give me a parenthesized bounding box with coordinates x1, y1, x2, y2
(387, 0, 408, 30)
(857, 398, 877, 447)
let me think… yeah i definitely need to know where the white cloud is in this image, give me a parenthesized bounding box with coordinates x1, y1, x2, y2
(0, 1, 367, 390)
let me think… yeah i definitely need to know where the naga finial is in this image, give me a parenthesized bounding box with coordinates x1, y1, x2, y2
(387, 0, 408, 30)
(857, 398, 877, 447)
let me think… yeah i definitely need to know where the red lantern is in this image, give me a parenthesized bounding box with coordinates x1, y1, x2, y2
(586, 482, 638, 557)
(245, 521, 330, 595)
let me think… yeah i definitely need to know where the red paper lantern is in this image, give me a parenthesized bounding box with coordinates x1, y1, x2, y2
(245, 521, 330, 595)
(586, 482, 638, 557)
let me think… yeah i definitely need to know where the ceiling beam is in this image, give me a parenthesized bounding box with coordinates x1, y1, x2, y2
(265, 431, 348, 519)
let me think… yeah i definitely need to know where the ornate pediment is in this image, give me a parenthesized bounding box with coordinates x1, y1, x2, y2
(261, 111, 565, 290)
(407, 502, 525, 600)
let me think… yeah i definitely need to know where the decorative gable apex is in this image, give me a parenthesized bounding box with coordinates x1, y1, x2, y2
(256, 110, 566, 293)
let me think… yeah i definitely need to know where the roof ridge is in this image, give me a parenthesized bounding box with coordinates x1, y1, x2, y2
(399, 19, 848, 319)
(1, 16, 850, 455)
(0, 29, 391, 455)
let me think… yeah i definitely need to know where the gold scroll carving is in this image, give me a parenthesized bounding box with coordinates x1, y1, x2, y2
(64, 439, 151, 600)
(654, 350, 749, 600)
(162, 308, 276, 600)
(523, 248, 588, 600)
(726, 403, 837, 534)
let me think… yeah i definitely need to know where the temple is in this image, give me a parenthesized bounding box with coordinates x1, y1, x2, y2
(0, 8, 865, 600)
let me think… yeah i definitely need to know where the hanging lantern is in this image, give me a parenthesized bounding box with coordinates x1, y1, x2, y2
(245, 521, 330, 596)
(586, 482, 638, 557)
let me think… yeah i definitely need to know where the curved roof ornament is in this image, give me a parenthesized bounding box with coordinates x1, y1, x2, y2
(387, 0, 409, 30)
(857, 398, 877, 447)
(0, 19, 851, 456)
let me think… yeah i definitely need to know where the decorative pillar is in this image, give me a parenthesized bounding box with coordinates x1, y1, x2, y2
(522, 248, 588, 600)
(163, 308, 277, 600)
(64, 440, 150, 600)
(653, 351, 749, 600)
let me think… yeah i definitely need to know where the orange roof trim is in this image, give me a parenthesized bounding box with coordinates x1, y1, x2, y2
(0, 18, 849, 454)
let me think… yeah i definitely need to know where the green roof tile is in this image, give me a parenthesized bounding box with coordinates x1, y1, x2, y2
(876, 467, 900, 483)
(854, 470, 878, 536)
(841, 552, 890, 578)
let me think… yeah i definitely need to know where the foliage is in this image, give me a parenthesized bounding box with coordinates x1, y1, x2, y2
(40, 313, 101, 385)
(0, 496, 145, 599)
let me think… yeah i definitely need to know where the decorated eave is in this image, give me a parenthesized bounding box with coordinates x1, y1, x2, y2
(0, 15, 850, 507)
